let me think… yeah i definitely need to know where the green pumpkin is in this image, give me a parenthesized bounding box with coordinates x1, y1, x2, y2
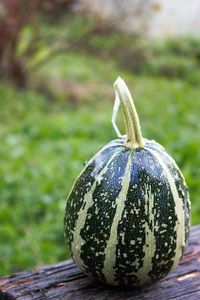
(64, 77, 191, 287)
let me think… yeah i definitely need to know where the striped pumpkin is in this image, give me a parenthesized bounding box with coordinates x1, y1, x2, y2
(64, 77, 191, 287)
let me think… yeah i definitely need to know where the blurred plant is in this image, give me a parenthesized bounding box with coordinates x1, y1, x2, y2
(74, 0, 156, 34)
(0, 0, 73, 87)
(1, 1, 200, 89)
(62, 15, 200, 84)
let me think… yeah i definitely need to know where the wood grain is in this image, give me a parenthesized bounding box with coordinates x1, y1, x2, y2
(0, 225, 200, 300)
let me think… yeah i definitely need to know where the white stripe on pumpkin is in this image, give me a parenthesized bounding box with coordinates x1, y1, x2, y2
(146, 147, 185, 270)
(102, 152, 132, 285)
(71, 150, 121, 273)
(136, 184, 158, 285)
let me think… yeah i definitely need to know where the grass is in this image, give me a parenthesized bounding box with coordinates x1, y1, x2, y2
(0, 20, 200, 276)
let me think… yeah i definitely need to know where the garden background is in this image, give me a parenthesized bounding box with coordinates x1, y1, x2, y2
(0, 0, 199, 276)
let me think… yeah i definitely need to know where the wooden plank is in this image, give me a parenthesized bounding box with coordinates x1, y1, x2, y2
(0, 225, 200, 300)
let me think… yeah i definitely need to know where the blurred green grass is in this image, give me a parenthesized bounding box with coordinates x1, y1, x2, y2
(0, 33, 200, 275)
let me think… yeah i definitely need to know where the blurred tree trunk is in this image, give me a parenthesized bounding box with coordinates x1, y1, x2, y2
(1, 41, 27, 88)
(0, 0, 73, 88)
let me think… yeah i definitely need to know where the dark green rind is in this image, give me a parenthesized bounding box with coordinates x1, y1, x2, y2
(145, 140, 191, 248)
(64, 138, 190, 287)
(114, 148, 177, 286)
(64, 140, 124, 249)
(80, 149, 130, 281)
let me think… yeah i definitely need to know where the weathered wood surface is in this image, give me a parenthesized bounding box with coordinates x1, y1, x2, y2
(0, 225, 200, 300)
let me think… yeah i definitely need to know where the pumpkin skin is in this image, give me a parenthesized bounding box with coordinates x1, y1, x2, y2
(64, 137, 190, 287)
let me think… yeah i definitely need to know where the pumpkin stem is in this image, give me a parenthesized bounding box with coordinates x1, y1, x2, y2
(113, 77, 144, 149)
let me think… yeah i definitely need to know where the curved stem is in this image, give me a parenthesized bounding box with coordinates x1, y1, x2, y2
(114, 77, 144, 149)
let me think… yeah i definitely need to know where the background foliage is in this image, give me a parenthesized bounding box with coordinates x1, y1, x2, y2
(0, 2, 199, 276)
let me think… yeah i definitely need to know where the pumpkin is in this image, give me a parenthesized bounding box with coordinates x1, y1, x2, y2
(64, 77, 191, 287)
